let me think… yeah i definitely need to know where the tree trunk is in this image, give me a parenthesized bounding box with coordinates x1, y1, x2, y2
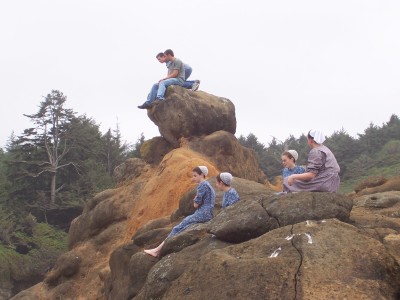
(50, 173, 56, 204)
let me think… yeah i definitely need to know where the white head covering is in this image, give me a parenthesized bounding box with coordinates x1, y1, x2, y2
(198, 166, 208, 176)
(288, 150, 298, 162)
(309, 129, 326, 144)
(220, 172, 233, 185)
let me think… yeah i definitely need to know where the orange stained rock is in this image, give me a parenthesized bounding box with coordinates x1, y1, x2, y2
(125, 147, 218, 239)
(21, 148, 219, 300)
(265, 176, 283, 192)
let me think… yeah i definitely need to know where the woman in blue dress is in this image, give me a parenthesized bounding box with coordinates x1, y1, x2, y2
(216, 172, 240, 208)
(144, 165, 215, 257)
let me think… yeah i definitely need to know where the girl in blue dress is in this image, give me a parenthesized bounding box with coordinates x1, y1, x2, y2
(216, 172, 240, 208)
(281, 150, 305, 178)
(144, 165, 215, 257)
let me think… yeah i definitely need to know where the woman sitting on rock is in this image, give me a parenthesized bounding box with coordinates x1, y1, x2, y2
(144, 166, 215, 257)
(283, 129, 340, 193)
(281, 150, 305, 178)
(216, 172, 240, 208)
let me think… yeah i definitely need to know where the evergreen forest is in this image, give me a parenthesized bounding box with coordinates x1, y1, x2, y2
(0, 91, 144, 294)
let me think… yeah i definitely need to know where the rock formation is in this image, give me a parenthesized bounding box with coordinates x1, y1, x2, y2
(10, 88, 400, 300)
(147, 86, 236, 147)
(352, 175, 400, 197)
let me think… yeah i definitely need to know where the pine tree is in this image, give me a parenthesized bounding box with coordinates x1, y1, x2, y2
(11, 90, 78, 204)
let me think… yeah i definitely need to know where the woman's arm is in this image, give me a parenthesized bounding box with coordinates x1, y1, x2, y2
(287, 172, 316, 186)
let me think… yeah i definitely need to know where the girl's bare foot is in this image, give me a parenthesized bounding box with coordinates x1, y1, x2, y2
(144, 249, 159, 257)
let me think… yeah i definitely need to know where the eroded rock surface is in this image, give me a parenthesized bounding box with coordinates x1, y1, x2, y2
(147, 86, 236, 147)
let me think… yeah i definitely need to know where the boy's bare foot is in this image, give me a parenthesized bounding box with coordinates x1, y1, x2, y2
(144, 249, 159, 257)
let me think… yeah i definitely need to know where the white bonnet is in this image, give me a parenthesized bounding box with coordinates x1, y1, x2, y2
(288, 150, 299, 162)
(220, 172, 233, 185)
(198, 166, 208, 176)
(309, 129, 326, 144)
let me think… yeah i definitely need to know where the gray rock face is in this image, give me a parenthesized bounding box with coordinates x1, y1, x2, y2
(128, 252, 158, 298)
(209, 200, 278, 243)
(160, 219, 400, 300)
(136, 237, 230, 300)
(208, 192, 352, 244)
(147, 86, 236, 147)
(262, 192, 353, 227)
(353, 191, 400, 209)
(351, 191, 400, 238)
(105, 245, 138, 300)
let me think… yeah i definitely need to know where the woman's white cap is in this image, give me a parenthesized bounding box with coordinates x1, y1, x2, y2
(198, 166, 208, 176)
(309, 129, 326, 144)
(288, 150, 298, 162)
(220, 172, 233, 185)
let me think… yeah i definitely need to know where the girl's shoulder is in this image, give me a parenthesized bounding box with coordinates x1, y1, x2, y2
(200, 180, 210, 186)
(230, 187, 239, 194)
(226, 187, 239, 197)
(199, 180, 213, 189)
(294, 165, 306, 172)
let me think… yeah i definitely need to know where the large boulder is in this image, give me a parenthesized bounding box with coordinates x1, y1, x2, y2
(353, 175, 388, 193)
(147, 86, 236, 147)
(140, 136, 174, 165)
(351, 191, 400, 236)
(136, 237, 231, 300)
(188, 131, 267, 183)
(262, 192, 353, 226)
(353, 176, 400, 197)
(104, 244, 141, 300)
(68, 189, 129, 249)
(127, 252, 158, 298)
(138, 219, 400, 300)
(209, 200, 278, 243)
(210, 191, 352, 244)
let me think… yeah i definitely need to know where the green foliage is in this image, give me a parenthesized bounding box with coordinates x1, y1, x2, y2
(0, 222, 67, 282)
(0, 245, 20, 281)
(3, 91, 129, 217)
(324, 128, 360, 178)
(339, 138, 400, 193)
(0, 204, 15, 245)
(128, 133, 145, 158)
(27, 222, 67, 251)
(238, 133, 274, 177)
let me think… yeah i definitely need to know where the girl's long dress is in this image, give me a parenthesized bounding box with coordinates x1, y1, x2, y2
(167, 180, 215, 238)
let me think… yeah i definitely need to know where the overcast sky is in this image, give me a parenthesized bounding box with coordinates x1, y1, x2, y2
(1, 0, 399, 149)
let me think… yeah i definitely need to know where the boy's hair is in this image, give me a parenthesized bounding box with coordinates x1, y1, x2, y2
(164, 49, 174, 56)
(192, 166, 205, 177)
(156, 52, 165, 59)
(216, 174, 229, 186)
